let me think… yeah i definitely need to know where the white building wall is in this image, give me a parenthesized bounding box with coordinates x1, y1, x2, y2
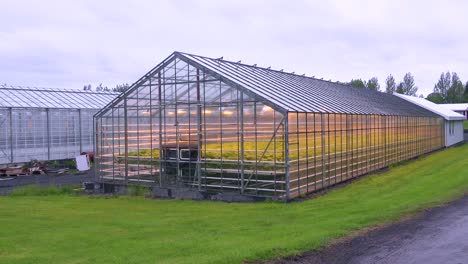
(445, 120, 464, 147)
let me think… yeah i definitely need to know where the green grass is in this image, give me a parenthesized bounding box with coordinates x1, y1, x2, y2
(464, 120, 468, 130)
(9, 185, 76, 196)
(2, 144, 468, 264)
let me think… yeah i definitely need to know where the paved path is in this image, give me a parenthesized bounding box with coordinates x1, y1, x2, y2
(276, 196, 468, 264)
(347, 196, 468, 264)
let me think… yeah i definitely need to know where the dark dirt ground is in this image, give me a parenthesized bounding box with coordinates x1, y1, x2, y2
(272, 195, 468, 264)
(0, 170, 94, 195)
(268, 133, 468, 264)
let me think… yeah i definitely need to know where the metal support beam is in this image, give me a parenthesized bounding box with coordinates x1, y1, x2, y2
(284, 113, 290, 200)
(239, 91, 245, 193)
(321, 113, 326, 189)
(46, 108, 51, 160)
(158, 72, 163, 187)
(196, 69, 203, 191)
(124, 98, 129, 185)
(9, 108, 13, 163)
(78, 109, 82, 153)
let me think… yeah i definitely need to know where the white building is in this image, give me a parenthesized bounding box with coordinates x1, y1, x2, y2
(395, 94, 465, 147)
(439, 103, 468, 120)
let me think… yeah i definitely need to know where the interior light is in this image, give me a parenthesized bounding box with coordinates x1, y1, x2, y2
(167, 111, 175, 116)
(177, 109, 187, 115)
(262, 105, 273, 112)
(223, 110, 234, 116)
(204, 109, 213, 115)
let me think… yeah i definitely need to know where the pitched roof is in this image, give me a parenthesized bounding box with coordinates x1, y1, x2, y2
(177, 52, 436, 116)
(394, 93, 465, 120)
(0, 85, 118, 109)
(96, 52, 439, 118)
(439, 103, 468, 111)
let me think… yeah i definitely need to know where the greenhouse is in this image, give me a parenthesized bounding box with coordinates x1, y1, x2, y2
(0, 85, 117, 164)
(95, 52, 445, 200)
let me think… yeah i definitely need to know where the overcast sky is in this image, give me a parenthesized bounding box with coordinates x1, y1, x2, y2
(1, 0, 467, 96)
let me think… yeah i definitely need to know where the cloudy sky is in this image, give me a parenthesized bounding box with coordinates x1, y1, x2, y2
(1, 0, 467, 96)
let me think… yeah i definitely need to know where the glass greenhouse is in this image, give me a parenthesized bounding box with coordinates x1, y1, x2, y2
(95, 52, 445, 200)
(0, 85, 117, 164)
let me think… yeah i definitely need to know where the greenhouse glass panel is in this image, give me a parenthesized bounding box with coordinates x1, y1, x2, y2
(94, 52, 447, 201)
(0, 85, 117, 164)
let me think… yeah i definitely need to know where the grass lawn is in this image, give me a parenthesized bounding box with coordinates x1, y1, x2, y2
(1, 144, 468, 264)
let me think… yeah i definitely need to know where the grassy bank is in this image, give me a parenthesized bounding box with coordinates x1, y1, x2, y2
(1, 144, 468, 264)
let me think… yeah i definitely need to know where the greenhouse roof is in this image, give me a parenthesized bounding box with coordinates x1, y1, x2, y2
(439, 103, 468, 111)
(0, 85, 118, 109)
(97, 52, 438, 117)
(394, 94, 465, 120)
(178, 52, 435, 116)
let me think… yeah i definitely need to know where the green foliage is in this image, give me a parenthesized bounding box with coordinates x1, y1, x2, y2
(366, 77, 380, 91)
(464, 82, 468, 103)
(82, 83, 129, 93)
(464, 121, 468, 130)
(396, 82, 404, 94)
(349, 79, 366, 89)
(10, 185, 76, 196)
(432, 72, 466, 103)
(48, 160, 60, 168)
(63, 159, 76, 169)
(348, 77, 380, 91)
(426, 92, 445, 103)
(128, 149, 160, 158)
(2, 145, 468, 263)
(447, 73, 465, 103)
(401, 72, 418, 96)
(385, 74, 396, 94)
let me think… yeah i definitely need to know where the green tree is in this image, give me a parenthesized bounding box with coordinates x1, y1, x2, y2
(366, 77, 380, 91)
(433, 72, 465, 103)
(426, 92, 445, 103)
(396, 82, 404, 94)
(349, 79, 366, 89)
(433, 72, 451, 101)
(446, 73, 464, 103)
(385, 74, 396, 94)
(95, 83, 110, 92)
(400, 72, 418, 96)
(464, 82, 468, 103)
(113, 83, 130, 93)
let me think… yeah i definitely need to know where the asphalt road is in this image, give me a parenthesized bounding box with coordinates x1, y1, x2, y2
(275, 195, 468, 264)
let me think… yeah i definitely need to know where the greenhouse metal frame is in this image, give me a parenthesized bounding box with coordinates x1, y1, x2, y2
(95, 52, 445, 200)
(0, 85, 117, 164)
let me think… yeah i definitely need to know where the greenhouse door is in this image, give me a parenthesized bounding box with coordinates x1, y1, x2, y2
(161, 105, 202, 188)
(161, 144, 199, 186)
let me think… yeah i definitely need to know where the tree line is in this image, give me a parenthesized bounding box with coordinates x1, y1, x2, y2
(348, 71, 468, 103)
(348, 72, 420, 97)
(426, 72, 468, 103)
(83, 83, 129, 93)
